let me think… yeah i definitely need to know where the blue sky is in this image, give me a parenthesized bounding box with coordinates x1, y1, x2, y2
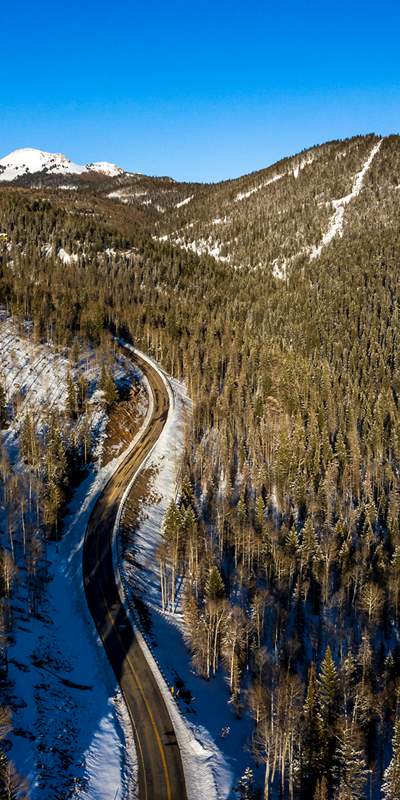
(1, 0, 399, 181)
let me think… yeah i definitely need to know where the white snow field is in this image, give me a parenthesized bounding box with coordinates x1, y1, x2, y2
(0, 314, 142, 799)
(0, 148, 88, 181)
(86, 162, 124, 177)
(0, 148, 125, 182)
(311, 139, 383, 259)
(118, 346, 254, 800)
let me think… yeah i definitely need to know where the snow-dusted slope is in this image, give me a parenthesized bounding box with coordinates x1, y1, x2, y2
(0, 148, 125, 181)
(311, 139, 383, 258)
(87, 161, 125, 177)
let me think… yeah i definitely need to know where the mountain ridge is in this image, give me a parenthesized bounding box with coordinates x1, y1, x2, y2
(0, 147, 127, 182)
(1, 133, 399, 278)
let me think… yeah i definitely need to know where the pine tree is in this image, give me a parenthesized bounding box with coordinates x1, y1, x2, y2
(318, 646, 339, 787)
(301, 517, 317, 566)
(382, 717, 400, 799)
(180, 475, 195, 508)
(313, 776, 328, 800)
(0, 384, 6, 429)
(66, 370, 77, 419)
(255, 495, 265, 532)
(105, 372, 118, 408)
(301, 663, 323, 795)
(163, 501, 184, 611)
(235, 767, 255, 799)
(19, 413, 39, 467)
(99, 365, 118, 408)
(77, 373, 88, 413)
(46, 419, 67, 487)
(334, 723, 367, 800)
(205, 565, 225, 601)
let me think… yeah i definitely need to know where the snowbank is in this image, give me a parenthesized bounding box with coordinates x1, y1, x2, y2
(0, 316, 142, 798)
(117, 347, 254, 799)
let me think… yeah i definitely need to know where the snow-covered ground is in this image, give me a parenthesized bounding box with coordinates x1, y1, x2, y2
(0, 321, 256, 798)
(118, 353, 255, 800)
(0, 315, 143, 798)
(157, 232, 231, 263)
(7, 465, 138, 800)
(0, 314, 135, 440)
(311, 139, 383, 258)
(86, 162, 124, 177)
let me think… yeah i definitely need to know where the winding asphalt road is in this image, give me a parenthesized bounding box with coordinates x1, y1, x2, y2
(83, 350, 187, 800)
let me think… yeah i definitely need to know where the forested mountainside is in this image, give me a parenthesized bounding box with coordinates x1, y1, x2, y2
(1, 133, 400, 798)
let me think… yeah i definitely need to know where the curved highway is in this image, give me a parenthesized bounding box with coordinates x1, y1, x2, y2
(83, 349, 187, 800)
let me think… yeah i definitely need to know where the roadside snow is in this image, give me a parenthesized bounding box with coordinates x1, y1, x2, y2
(117, 347, 254, 800)
(6, 461, 138, 800)
(311, 139, 383, 258)
(0, 314, 141, 798)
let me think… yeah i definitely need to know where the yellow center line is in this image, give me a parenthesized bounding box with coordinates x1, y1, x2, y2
(104, 600, 172, 800)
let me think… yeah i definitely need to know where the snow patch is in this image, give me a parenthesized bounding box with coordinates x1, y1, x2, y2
(107, 189, 148, 204)
(87, 161, 124, 177)
(176, 195, 194, 208)
(157, 233, 231, 263)
(311, 139, 383, 259)
(212, 216, 230, 225)
(58, 247, 79, 264)
(234, 173, 283, 202)
(272, 258, 287, 280)
(292, 152, 315, 178)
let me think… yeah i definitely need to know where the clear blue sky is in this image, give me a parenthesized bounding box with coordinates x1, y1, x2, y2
(1, 0, 399, 181)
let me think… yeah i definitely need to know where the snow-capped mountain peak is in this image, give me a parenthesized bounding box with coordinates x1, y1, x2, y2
(0, 148, 88, 181)
(0, 148, 125, 182)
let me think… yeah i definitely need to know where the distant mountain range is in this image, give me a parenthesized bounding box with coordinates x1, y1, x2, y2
(0, 148, 125, 182)
(1, 134, 398, 277)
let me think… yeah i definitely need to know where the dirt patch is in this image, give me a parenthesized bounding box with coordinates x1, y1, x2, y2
(101, 383, 148, 466)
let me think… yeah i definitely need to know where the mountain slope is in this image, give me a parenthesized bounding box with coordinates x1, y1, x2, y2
(1, 134, 399, 271)
(2, 130, 400, 799)
(156, 133, 399, 274)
